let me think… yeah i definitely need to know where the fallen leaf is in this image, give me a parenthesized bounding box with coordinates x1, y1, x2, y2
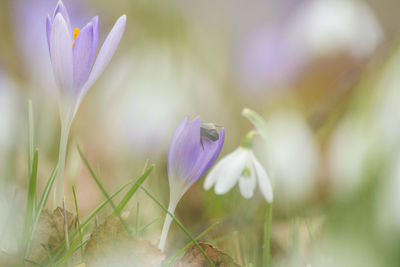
(175, 242, 240, 267)
(85, 215, 165, 267)
(26, 207, 76, 264)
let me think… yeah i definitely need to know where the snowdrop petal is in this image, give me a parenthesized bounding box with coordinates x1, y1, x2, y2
(214, 148, 248, 195)
(50, 14, 73, 96)
(238, 164, 257, 199)
(72, 20, 95, 91)
(77, 15, 126, 111)
(252, 153, 273, 202)
(204, 146, 240, 190)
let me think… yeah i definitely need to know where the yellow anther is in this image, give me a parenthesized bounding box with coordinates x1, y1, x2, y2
(72, 28, 80, 47)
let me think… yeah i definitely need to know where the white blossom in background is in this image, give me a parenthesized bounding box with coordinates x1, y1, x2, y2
(373, 46, 400, 151)
(105, 46, 225, 156)
(289, 0, 383, 59)
(328, 117, 378, 197)
(0, 72, 19, 161)
(256, 111, 319, 204)
(0, 72, 19, 252)
(375, 156, 400, 234)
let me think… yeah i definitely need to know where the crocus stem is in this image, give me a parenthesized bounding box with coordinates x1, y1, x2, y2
(158, 201, 177, 251)
(54, 121, 71, 208)
(263, 203, 273, 267)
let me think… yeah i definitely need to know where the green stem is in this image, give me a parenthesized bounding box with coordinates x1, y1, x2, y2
(263, 203, 273, 267)
(241, 130, 259, 149)
(242, 108, 268, 139)
(54, 121, 71, 208)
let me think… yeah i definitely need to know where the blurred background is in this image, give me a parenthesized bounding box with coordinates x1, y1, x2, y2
(1, 0, 400, 266)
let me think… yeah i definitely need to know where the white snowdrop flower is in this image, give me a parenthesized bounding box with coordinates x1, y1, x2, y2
(289, 0, 383, 59)
(255, 110, 319, 204)
(373, 45, 400, 151)
(375, 156, 400, 234)
(204, 143, 273, 203)
(328, 117, 378, 196)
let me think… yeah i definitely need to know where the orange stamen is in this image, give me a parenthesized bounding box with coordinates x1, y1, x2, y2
(72, 28, 80, 47)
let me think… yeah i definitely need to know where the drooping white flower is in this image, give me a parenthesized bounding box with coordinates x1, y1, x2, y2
(288, 0, 383, 59)
(204, 146, 273, 202)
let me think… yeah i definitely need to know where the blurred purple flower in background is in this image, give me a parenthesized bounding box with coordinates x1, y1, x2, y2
(47, 0, 127, 205)
(235, 28, 304, 94)
(159, 116, 225, 251)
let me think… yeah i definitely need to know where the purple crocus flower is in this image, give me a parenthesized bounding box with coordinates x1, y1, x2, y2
(47, 0, 127, 206)
(159, 116, 225, 251)
(46, 0, 126, 120)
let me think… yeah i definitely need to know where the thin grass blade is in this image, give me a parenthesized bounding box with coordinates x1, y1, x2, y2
(72, 186, 84, 258)
(116, 165, 154, 213)
(22, 148, 39, 251)
(49, 180, 132, 262)
(25, 165, 58, 256)
(167, 222, 219, 266)
(140, 185, 215, 267)
(77, 144, 131, 234)
(27, 100, 35, 177)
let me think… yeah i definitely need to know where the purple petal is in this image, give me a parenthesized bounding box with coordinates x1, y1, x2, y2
(50, 13, 73, 95)
(77, 14, 126, 106)
(91, 16, 99, 68)
(46, 14, 52, 56)
(72, 21, 95, 91)
(189, 127, 225, 183)
(168, 116, 202, 186)
(52, 0, 72, 36)
(167, 116, 190, 172)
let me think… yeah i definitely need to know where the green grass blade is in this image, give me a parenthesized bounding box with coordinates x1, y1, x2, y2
(54, 238, 89, 267)
(72, 186, 84, 258)
(22, 148, 38, 251)
(140, 185, 215, 267)
(136, 202, 140, 235)
(135, 217, 160, 235)
(27, 100, 36, 215)
(167, 222, 219, 266)
(116, 165, 154, 213)
(77, 145, 132, 234)
(25, 165, 58, 256)
(263, 203, 273, 267)
(50, 180, 133, 262)
(27, 100, 35, 177)
(208, 231, 238, 245)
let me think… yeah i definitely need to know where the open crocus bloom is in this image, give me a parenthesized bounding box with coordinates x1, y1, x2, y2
(159, 116, 225, 251)
(47, 0, 126, 206)
(204, 146, 273, 202)
(46, 0, 126, 122)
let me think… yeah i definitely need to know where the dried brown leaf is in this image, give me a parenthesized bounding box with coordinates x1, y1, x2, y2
(175, 242, 240, 267)
(85, 215, 165, 267)
(26, 207, 76, 264)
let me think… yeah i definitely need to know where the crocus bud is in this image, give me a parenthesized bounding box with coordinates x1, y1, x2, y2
(159, 116, 225, 251)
